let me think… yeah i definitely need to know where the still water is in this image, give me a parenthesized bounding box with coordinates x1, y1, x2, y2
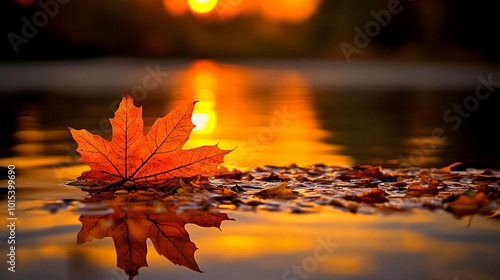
(0, 59, 499, 279)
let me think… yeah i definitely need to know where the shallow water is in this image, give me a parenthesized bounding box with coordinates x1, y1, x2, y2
(1, 59, 499, 279)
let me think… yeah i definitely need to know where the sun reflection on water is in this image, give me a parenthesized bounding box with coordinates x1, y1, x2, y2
(189, 62, 218, 134)
(170, 60, 353, 168)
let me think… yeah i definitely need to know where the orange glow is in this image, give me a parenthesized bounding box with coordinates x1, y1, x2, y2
(188, 0, 218, 14)
(186, 209, 476, 272)
(181, 61, 219, 134)
(259, 0, 322, 23)
(172, 60, 353, 168)
(163, 0, 322, 23)
(163, 0, 189, 16)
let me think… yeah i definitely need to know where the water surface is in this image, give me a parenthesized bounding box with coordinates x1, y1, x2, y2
(0, 59, 499, 280)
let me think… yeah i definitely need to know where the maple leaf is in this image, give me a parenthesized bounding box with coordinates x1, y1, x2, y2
(248, 182, 298, 199)
(69, 95, 232, 186)
(435, 162, 462, 173)
(344, 188, 388, 204)
(77, 206, 233, 279)
(336, 166, 386, 181)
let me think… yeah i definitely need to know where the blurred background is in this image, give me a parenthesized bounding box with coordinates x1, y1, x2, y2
(1, 0, 500, 171)
(2, 0, 500, 61)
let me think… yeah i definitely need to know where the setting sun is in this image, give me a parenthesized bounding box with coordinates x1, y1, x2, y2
(188, 0, 217, 14)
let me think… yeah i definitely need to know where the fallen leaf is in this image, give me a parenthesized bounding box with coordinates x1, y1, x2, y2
(417, 174, 441, 189)
(353, 166, 385, 179)
(295, 175, 333, 183)
(447, 192, 489, 208)
(215, 166, 247, 180)
(479, 169, 495, 176)
(350, 178, 378, 188)
(405, 174, 441, 196)
(252, 172, 290, 181)
(471, 169, 500, 184)
(345, 188, 388, 204)
(336, 166, 385, 181)
(435, 162, 462, 173)
(472, 177, 500, 184)
(406, 181, 439, 197)
(436, 173, 462, 182)
(490, 210, 500, 219)
(248, 182, 297, 199)
(393, 181, 408, 188)
(446, 192, 491, 217)
(407, 182, 437, 191)
(476, 186, 500, 199)
(69, 95, 232, 187)
(174, 178, 194, 195)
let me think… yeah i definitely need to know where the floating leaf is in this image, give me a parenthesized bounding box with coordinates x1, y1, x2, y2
(69, 95, 232, 188)
(435, 162, 462, 173)
(248, 182, 297, 199)
(345, 188, 388, 204)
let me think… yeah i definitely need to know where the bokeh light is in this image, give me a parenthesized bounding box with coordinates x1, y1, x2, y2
(188, 0, 218, 14)
(163, 0, 189, 16)
(259, 0, 322, 23)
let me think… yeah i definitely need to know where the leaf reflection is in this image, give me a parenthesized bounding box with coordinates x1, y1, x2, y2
(75, 198, 234, 279)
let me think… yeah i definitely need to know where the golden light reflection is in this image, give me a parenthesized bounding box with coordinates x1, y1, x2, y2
(184, 61, 219, 134)
(189, 0, 218, 14)
(186, 210, 481, 278)
(172, 60, 353, 168)
(258, 0, 323, 23)
(163, 0, 323, 23)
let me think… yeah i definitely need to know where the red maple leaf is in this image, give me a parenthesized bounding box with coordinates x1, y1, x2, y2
(69, 95, 232, 186)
